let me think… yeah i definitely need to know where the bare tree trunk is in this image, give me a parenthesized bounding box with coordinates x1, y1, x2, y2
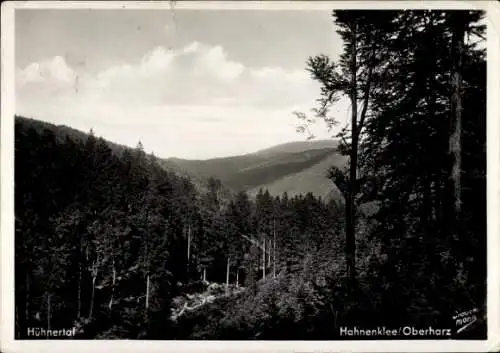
(225, 257, 230, 291)
(144, 224, 150, 312)
(88, 260, 98, 320)
(145, 274, 150, 309)
(77, 265, 82, 318)
(109, 258, 116, 311)
(203, 267, 207, 282)
(187, 224, 191, 274)
(262, 237, 266, 280)
(267, 230, 271, 267)
(89, 276, 96, 319)
(236, 269, 239, 287)
(46, 293, 51, 332)
(273, 219, 276, 279)
(77, 235, 83, 319)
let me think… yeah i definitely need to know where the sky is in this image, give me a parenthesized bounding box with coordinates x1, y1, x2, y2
(15, 8, 350, 159)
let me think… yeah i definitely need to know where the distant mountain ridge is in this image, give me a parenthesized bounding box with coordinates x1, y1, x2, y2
(14, 115, 219, 196)
(15, 116, 345, 201)
(161, 139, 345, 200)
(253, 139, 339, 156)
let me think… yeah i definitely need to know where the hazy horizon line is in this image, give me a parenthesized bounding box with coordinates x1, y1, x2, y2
(15, 113, 339, 161)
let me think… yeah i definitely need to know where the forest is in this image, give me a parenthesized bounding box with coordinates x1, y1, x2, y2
(14, 10, 486, 339)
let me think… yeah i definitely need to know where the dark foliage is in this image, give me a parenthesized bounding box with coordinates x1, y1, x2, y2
(14, 9, 486, 340)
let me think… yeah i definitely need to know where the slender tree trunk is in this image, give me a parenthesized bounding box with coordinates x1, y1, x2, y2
(145, 274, 150, 310)
(346, 23, 358, 284)
(267, 227, 271, 267)
(88, 260, 98, 320)
(89, 276, 96, 319)
(225, 257, 230, 291)
(203, 267, 207, 282)
(46, 293, 51, 332)
(236, 269, 239, 287)
(262, 237, 266, 280)
(144, 224, 150, 312)
(444, 13, 466, 285)
(187, 224, 191, 275)
(425, 69, 439, 226)
(77, 265, 82, 318)
(273, 219, 276, 279)
(450, 13, 465, 223)
(77, 235, 83, 319)
(109, 258, 116, 311)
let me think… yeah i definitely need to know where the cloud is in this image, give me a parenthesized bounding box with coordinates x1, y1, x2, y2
(193, 44, 245, 81)
(17, 55, 76, 86)
(182, 41, 201, 54)
(17, 41, 320, 107)
(15, 41, 336, 158)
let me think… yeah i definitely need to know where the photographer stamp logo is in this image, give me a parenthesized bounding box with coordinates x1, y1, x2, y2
(453, 308, 479, 334)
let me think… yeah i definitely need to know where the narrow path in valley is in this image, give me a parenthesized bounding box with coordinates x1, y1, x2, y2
(170, 282, 246, 321)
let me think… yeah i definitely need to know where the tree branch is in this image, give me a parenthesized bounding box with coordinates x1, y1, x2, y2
(470, 29, 485, 41)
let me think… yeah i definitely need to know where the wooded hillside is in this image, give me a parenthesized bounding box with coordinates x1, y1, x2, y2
(14, 9, 486, 340)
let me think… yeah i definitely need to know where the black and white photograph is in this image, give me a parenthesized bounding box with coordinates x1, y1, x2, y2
(1, 1, 499, 352)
